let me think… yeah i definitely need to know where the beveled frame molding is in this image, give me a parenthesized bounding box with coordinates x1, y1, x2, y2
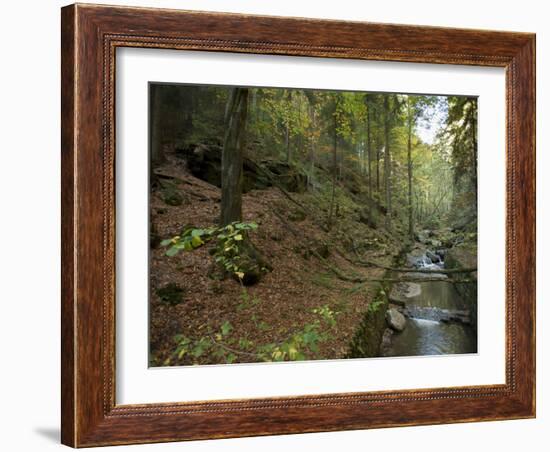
(61, 3, 535, 447)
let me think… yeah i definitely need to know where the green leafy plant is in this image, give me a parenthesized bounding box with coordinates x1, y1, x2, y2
(312, 304, 338, 328)
(166, 304, 339, 365)
(237, 287, 261, 311)
(161, 222, 259, 280)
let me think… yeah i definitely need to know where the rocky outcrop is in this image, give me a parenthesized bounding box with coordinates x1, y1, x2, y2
(445, 245, 477, 272)
(348, 292, 389, 358)
(445, 244, 478, 329)
(416, 228, 460, 248)
(176, 144, 307, 193)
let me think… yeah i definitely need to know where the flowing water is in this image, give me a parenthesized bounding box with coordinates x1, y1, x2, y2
(381, 251, 477, 357)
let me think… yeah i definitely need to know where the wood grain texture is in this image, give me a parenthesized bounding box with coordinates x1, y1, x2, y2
(60, 5, 76, 447)
(61, 3, 536, 447)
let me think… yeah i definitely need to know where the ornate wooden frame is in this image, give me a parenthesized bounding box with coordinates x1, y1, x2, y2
(61, 3, 536, 447)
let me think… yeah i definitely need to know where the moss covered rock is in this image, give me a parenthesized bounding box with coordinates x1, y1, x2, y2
(347, 291, 389, 358)
(231, 240, 272, 286)
(446, 244, 478, 330)
(156, 283, 185, 306)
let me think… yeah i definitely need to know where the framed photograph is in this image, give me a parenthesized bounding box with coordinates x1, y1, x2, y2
(61, 3, 535, 447)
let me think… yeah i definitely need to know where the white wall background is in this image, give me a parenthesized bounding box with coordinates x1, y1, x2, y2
(0, 1, 545, 451)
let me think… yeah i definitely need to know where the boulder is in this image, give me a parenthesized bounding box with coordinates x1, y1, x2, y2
(176, 144, 307, 193)
(426, 250, 440, 264)
(389, 282, 421, 305)
(162, 188, 184, 206)
(159, 179, 185, 206)
(266, 161, 308, 193)
(231, 240, 273, 286)
(386, 308, 407, 331)
(445, 245, 477, 272)
(156, 283, 185, 306)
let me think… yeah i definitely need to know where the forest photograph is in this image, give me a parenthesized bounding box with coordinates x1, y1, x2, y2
(148, 83, 478, 367)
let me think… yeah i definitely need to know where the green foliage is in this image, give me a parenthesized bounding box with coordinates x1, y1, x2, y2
(237, 287, 261, 311)
(312, 304, 338, 328)
(154, 83, 477, 235)
(166, 305, 339, 365)
(161, 222, 259, 280)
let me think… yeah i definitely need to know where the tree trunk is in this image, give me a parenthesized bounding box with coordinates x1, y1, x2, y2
(150, 85, 165, 167)
(367, 101, 372, 200)
(338, 143, 343, 182)
(471, 103, 478, 206)
(407, 100, 414, 241)
(220, 88, 249, 226)
(285, 122, 290, 163)
(383, 96, 392, 229)
(327, 112, 338, 229)
(308, 105, 316, 190)
(375, 134, 380, 194)
(285, 90, 292, 163)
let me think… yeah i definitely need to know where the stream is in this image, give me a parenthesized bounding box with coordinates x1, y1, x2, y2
(381, 250, 477, 357)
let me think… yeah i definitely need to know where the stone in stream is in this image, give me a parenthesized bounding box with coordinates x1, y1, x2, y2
(389, 282, 421, 306)
(386, 308, 407, 331)
(426, 250, 440, 263)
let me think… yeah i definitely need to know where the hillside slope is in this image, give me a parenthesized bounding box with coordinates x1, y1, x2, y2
(149, 146, 405, 366)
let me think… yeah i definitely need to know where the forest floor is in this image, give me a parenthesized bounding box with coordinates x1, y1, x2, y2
(149, 150, 405, 366)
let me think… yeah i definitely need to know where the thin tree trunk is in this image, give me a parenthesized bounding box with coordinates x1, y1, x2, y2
(285, 90, 292, 163)
(285, 124, 290, 163)
(367, 101, 372, 200)
(471, 104, 478, 206)
(327, 112, 338, 229)
(407, 99, 414, 241)
(220, 88, 249, 226)
(338, 143, 343, 182)
(383, 96, 392, 229)
(308, 106, 316, 190)
(375, 135, 380, 194)
(150, 85, 165, 167)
